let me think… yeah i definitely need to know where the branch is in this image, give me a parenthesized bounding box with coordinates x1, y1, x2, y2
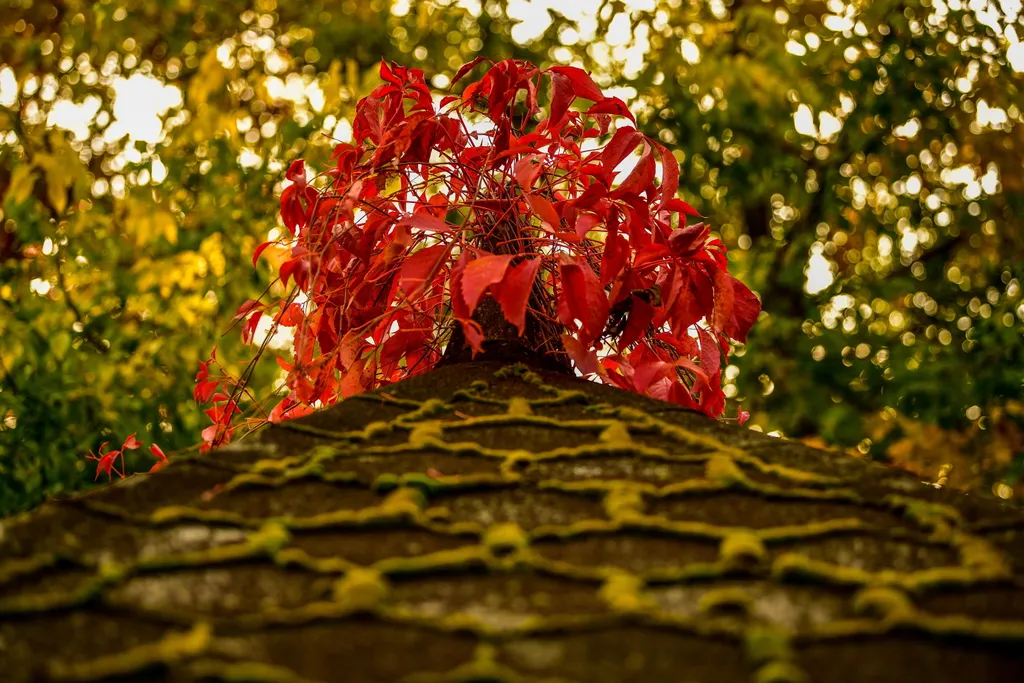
(55, 260, 108, 355)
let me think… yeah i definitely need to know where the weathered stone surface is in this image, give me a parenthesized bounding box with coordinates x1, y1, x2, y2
(2, 361, 1023, 682)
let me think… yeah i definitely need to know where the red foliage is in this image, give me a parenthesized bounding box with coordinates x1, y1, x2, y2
(84, 432, 166, 481)
(199, 58, 760, 449)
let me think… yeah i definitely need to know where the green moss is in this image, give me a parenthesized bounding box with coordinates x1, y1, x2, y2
(506, 397, 534, 416)
(400, 398, 450, 423)
(698, 587, 753, 616)
(396, 472, 447, 496)
(484, 523, 528, 554)
(771, 552, 872, 586)
(332, 568, 388, 611)
(382, 486, 427, 513)
(409, 421, 445, 448)
(47, 621, 211, 681)
(493, 363, 529, 379)
(745, 626, 794, 665)
(372, 473, 401, 493)
(886, 495, 963, 534)
(754, 661, 809, 683)
(603, 487, 645, 520)
(249, 521, 291, 554)
(598, 421, 632, 445)
(361, 420, 395, 441)
(705, 453, 745, 486)
(720, 530, 766, 567)
(599, 571, 649, 613)
(853, 586, 914, 621)
(0, 552, 58, 584)
(8, 362, 1024, 682)
(187, 660, 323, 683)
(954, 533, 1010, 575)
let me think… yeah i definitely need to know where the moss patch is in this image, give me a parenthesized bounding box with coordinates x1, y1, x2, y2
(2, 360, 1023, 682)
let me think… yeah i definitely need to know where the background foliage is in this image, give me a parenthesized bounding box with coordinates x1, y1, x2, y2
(1, 0, 1022, 515)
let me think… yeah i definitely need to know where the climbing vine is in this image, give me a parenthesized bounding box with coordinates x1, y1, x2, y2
(188, 58, 761, 453)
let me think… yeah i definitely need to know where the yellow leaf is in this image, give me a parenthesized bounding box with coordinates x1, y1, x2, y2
(125, 199, 178, 246)
(323, 60, 343, 110)
(5, 164, 38, 206)
(51, 331, 71, 358)
(34, 135, 86, 215)
(188, 50, 227, 107)
(199, 233, 226, 278)
(346, 58, 361, 94)
(156, 211, 178, 245)
(37, 157, 70, 214)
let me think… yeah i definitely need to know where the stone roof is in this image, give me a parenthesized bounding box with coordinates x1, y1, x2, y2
(2, 361, 1023, 682)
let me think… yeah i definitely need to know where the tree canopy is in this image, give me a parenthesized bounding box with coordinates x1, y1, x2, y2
(1, 0, 1023, 514)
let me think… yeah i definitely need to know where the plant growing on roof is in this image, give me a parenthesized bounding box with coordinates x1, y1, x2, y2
(197, 58, 761, 450)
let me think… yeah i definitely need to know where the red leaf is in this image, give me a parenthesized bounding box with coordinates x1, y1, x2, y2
(654, 141, 679, 211)
(614, 143, 655, 197)
(634, 243, 672, 269)
(93, 449, 121, 480)
(549, 72, 573, 125)
(711, 268, 735, 334)
(400, 244, 448, 296)
(558, 256, 609, 345)
(562, 333, 600, 375)
(587, 97, 634, 122)
(269, 396, 317, 424)
(194, 379, 219, 404)
(278, 303, 305, 327)
(696, 326, 722, 378)
(514, 154, 545, 190)
(668, 223, 709, 257)
(663, 198, 702, 217)
(285, 159, 306, 185)
(633, 357, 675, 393)
(150, 443, 168, 463)
(721, 273, 761, 343)
(559, 259, 589, 329)
(668, 269, 714, 332)
(618, 295, 657, 349)
(242, 311, 263, 344)
(600, 232, 629, 286)
(379, 60, 399, 86)
(395, 213, 453, 232)
(121, 433, 141, 451)
(234, 299, 264, 320)
(340, 356, 372, 398)
(451, 56, 491, 87)
(252, 241, 275, 267)
(461, 253, 514, 314)
(491, 257, 541, 335)
(460, 318, 485, 355)
(280, 255, 311, 289)
(574, 212, 600, 238)
(599, 130, 644, 189)
(548, 65, 604, 101)
(524, 194, 561, 231)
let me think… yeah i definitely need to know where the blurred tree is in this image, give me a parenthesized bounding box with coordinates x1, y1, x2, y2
(567, 0, 1024, 496)
(0, 0, 544, 514)
(1, 0, 1022, 514)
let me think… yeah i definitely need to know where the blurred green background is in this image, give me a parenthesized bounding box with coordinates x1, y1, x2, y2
(1, 0, 1022, 515)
